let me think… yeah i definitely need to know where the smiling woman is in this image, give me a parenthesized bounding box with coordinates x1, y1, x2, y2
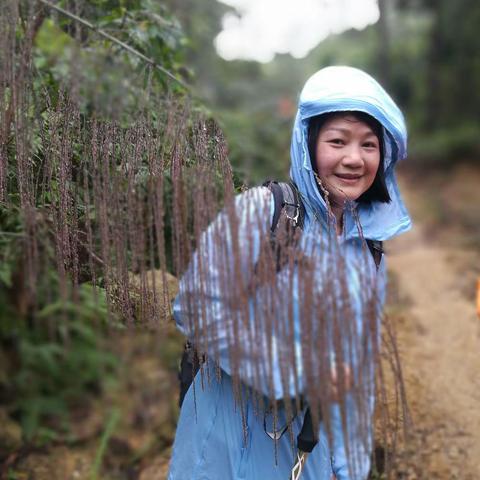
(168, 66, 411, 480)
(308, 112, 390, 233)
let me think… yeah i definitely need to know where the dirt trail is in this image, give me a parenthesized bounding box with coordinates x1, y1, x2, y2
(386, 185, 480, 479)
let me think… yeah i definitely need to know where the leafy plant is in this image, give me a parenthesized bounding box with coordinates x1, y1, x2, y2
(0, 0, 226, 449)
(1, 280, 117, 444)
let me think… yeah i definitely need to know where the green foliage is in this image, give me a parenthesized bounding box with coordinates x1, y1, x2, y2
(31, 0, 189, 118)
(218, 107, 291, 183)
(0, 205, 23, 289)
(410, 122, 480, 166)
(172, 0, 480, 180)
(368, 471, 386, 480)
(157, 324, 184, 372)
(0, 280, 117, 444)
(0, 0, 193, 447)
(90, 407, 121, 479)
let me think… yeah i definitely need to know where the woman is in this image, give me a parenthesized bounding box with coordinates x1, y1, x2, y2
(168, 66, 411, 480)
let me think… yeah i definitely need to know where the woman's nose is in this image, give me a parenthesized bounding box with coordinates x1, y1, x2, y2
(342, 144, 363, 167)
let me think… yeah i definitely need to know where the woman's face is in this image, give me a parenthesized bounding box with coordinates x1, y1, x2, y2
(315, 114, 381, 206)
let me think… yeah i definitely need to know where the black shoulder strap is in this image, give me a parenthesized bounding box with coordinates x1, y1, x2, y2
(263, 180, 305, 232)
(366, 239, 383, 270)
(265, 181, 285, 233)
(296, 407, 319, 453)
(263, 180, 382, 270)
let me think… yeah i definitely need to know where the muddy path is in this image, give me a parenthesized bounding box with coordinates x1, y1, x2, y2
(386, 174, 480, 479)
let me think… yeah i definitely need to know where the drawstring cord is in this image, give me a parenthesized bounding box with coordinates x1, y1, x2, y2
(290, 451, 309, 480)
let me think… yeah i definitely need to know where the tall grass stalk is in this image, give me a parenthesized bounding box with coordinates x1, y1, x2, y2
(90, 408, 121, 480)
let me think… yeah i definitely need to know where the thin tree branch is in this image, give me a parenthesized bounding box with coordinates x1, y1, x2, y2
(37, 0, 189, 90)
(0, 232, 26, 237)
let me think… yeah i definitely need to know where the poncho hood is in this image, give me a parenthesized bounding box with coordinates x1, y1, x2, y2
(290, 66, 411, 241)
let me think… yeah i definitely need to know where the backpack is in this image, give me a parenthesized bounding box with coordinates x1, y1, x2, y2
(177, 180, 383, 407)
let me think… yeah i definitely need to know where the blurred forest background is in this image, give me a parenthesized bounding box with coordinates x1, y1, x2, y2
(1, 0, 479, 479)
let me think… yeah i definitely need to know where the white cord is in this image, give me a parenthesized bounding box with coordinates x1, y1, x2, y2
(290, 451, 309, 480)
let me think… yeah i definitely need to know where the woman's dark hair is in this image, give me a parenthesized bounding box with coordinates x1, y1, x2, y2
(307, 111, 391, 204)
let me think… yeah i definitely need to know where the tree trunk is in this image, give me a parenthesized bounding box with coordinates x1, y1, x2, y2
(377, 0, 391, 88)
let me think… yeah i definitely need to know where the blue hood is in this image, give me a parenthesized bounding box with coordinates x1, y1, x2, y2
(290, 66, 411, 241)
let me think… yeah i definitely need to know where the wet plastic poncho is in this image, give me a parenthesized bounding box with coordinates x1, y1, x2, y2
(168, 66, 411, 480)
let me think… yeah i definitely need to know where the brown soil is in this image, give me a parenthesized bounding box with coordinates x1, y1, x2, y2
(385, 171, 480, 479)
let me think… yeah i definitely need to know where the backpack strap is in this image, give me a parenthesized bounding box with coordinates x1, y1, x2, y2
(366, 239, 383, 271)
(264, 180, 382, 271)
(265, 181, 285, 233)
(263, 180, 305, 232)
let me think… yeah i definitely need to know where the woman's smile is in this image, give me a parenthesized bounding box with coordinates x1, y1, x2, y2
(334, 173, 363, 183)
(315, 114, 381, 209)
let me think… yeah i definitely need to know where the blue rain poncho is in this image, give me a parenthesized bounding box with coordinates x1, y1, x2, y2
(168, 66, 411, 480)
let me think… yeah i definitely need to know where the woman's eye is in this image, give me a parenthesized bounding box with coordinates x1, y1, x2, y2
(329, 138, 344, 145)
(363, 142, 378, 149)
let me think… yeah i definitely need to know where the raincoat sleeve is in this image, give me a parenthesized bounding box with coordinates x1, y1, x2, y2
(330, 255, 387, 480)
(172, 187, 300, 399)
